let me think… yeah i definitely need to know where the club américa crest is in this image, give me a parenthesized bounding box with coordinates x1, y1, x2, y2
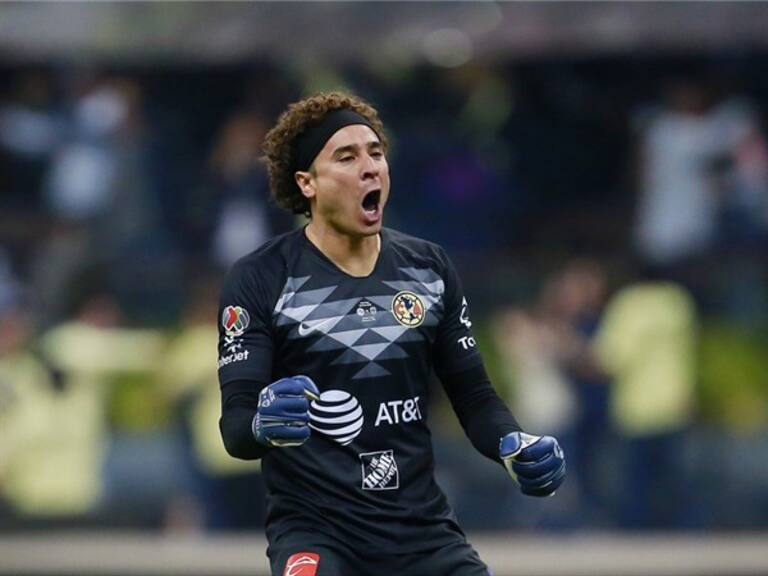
(391, 291, 425, 327)
(222, 305, 250, 337)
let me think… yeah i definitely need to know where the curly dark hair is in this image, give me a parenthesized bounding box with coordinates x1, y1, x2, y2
(262, 92, 388, 216)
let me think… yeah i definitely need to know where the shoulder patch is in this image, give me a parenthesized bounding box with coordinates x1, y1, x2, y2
(222, 305, 250, 337)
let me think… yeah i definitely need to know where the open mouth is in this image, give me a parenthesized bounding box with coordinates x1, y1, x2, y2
(362, 189, 381, 213)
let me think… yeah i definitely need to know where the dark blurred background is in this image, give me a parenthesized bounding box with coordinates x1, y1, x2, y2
(1, 2, 768, 574)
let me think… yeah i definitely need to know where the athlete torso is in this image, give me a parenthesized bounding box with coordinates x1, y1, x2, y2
(218, 227, 481, 553)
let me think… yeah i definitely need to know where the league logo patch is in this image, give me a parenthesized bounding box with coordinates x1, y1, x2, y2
(360, 449, 399, 490)
(391, 290, 425, 327)
(222, 305, 250, 337)
(283, 552, 320, 576)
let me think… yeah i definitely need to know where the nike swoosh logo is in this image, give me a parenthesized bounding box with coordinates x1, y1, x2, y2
(298, 317, 335, 337)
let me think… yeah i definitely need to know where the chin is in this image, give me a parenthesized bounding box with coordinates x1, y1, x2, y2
(346, 227, 379, 241)
(359, 219, 383, 236)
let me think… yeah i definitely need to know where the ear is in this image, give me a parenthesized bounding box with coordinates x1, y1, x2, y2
(295, 171, 316, 200)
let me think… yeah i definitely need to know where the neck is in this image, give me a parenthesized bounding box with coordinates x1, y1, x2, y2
(305, 220, 381, 277)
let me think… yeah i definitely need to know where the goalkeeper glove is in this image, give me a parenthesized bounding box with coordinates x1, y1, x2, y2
(252, 375, 320, 448)
(500, 431, 566, 497)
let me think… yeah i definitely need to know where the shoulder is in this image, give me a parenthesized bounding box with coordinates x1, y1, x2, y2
(234, 228, 303, 271)
(383, 227, 449, 266)
(221, 229, 303, 300)
(382, 229, 465, 301)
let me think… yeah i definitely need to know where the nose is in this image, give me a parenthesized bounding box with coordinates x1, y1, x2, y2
(361, 154, 379, 180)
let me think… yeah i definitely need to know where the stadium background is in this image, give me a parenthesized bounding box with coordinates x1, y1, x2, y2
(1, 3, 768, 575)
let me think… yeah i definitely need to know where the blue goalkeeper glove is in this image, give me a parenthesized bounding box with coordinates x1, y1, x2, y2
(500, 431, 566, 497)
(252, 375, 320, 448)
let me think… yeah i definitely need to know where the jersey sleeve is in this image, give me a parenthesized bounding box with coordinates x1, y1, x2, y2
(433, 247, 521, 462)
(433, 248, 484, 378)
(217, 260, 275, 387)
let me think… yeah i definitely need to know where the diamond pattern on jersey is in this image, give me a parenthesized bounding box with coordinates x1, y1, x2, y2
(352, 362, 392, 380)
(273, 275, 311, 316)
(273, 269, 445, 379)
(350, 343, 391, 361)
(331, 348, 370, 365)
(353, 330, 390, 346)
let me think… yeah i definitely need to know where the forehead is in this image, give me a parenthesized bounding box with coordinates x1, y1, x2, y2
(319, 124, 381, 156)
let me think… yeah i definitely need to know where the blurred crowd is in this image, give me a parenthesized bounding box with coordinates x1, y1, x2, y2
(1, 56, 768, 534)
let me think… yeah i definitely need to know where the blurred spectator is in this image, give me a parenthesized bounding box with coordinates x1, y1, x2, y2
(713, 96, 768, 246)
(31, 291, 165, 524)
(0, 73, 60, 272)
(495, 309, 576, 433)
(187, 108, 292, 269)
(45, 75, 123, 222)
(594, 268, 698, 529)
(711, 95, 768, 326)
(161, 277, 264, 531)
(36, 74, 180, 325)
(1, 286, 162, 523)
(492, 258, 611, 528)
(0, 72, 60, 211)
(633, 76, 726, 267)
(543, 259, 613, 527)
(0, 298, 61, 520)
(632, 75, 768, 317)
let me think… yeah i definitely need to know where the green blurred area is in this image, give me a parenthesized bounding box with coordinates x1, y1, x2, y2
(109, 372, 172, 432)
(698, 321, 768, 431)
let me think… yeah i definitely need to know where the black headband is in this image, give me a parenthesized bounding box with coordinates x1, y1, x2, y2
(292, 109, 376, 173)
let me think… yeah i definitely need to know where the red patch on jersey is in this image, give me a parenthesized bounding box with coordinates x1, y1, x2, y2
(283, 552, 320, 576)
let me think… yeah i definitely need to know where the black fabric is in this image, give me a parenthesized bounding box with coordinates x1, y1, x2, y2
(216, 227, 507, 554)
(268, 529, 490, 576)
(219, 380, 267, 460)
(268, 531, 357, 576)
(292, 109, 375, 172)
(441, 363, 522, 464)
(218, 365, 523, 466)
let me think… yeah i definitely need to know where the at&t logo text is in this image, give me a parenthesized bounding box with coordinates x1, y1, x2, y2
(375, 396, 422, 427)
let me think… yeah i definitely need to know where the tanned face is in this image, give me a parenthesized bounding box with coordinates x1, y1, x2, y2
(296, 124, 390, 238)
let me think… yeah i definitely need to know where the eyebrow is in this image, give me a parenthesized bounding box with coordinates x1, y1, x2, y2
(331, 140, 382, 158)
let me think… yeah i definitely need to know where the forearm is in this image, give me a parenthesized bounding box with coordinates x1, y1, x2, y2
(440, 364, 522, 464)
(219, 380, 269, 460)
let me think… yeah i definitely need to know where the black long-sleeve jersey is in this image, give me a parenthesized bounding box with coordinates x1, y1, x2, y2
(217, 227, 519, 554)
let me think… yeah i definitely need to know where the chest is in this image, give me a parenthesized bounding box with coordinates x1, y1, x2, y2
(270, 264, 445, 381)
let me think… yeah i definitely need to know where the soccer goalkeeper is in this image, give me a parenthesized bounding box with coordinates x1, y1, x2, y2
(218, 91, 565, 576)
